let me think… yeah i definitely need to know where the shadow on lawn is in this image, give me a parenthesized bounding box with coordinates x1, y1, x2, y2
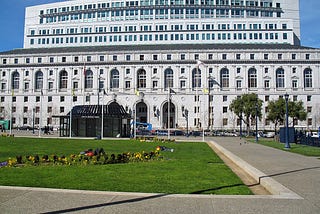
(41, 193, 167, 214)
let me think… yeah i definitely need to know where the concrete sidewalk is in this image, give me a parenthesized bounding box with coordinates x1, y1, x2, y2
(0, 137, 319, 213)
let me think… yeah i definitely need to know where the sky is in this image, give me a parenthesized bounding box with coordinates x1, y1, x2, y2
(0, 0, 319, 52)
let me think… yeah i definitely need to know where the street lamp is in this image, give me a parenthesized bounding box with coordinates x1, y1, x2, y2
(183, 109, 189, 137)
(284, 93, 290, 149)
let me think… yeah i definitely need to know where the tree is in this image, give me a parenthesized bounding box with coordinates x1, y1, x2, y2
(288, 100, 307, 127)
(267, 98, 307, 133)
(266, 98, 286, 134)
(229, 93, 263, 136)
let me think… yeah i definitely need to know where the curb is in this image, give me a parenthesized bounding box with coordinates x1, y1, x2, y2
(208, 141, 303, 199)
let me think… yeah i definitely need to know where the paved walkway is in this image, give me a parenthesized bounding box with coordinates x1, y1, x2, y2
(0, 137, 319, 213)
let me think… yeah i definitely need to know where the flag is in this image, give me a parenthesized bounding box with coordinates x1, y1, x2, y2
(135, 89, 140, 96)
(197, 60, 205, 67)
(169, 88, 176, 94)
(72, 88, 75, 97)
(11, 89, 14, 96)
(203, 88, 209, 94)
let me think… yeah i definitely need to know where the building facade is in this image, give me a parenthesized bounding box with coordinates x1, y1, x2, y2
(0, 0, 319, 134)
(24, 0, 300, 48)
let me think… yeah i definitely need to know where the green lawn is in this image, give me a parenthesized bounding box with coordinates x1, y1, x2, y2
(0, 137, 252, 195)
(253, 138, 320, 157)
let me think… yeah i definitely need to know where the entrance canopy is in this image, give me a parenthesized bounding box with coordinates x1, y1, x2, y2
(57, 103, 131, 138)
(68, 103, 130, 118)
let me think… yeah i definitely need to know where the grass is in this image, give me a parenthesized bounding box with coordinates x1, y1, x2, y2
(252, 138, 320, 157)
(0, 137, 252, 195)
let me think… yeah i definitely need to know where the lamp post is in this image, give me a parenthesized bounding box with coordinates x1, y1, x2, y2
(184, 109, 189, 136)
(284, 93, 290, 149)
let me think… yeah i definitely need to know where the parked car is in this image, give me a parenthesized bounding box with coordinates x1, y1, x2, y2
(155, 130, 168, 136)
(190, 131, 201, 136)
(311, 132, 319, 138)
(173, 130, 185, 136)
(258, 131, 275, 138)
(18, 126, 33, 131)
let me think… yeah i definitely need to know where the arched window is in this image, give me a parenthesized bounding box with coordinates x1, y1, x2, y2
(12, 72, 20, 90)
(85, 70, 93, 89)
(59, 70, 68, 89)
(164, 68, 174, 89)
(248, 68, 257, 88)
(276, 68, 285, 88)
(220, 68, 229, 88)
(110, 69, 119, 89)
(137, 69, 146, 88)
(35, 71, 43, 90)
(304, 68, 312, 88)
(192, 68, 201, 88)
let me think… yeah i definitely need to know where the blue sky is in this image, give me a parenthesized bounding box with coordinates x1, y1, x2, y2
(0, 0, 319, 52)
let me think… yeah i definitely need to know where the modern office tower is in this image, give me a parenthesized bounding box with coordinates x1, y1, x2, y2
(0, 0, 319, 137)
(24, 0, 300, 48)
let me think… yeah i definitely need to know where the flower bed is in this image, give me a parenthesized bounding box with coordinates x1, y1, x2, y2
(3, 148, 161, 168)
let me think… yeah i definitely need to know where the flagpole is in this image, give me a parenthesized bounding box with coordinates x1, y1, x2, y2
(70, 89, 74, 138)
(134, 89, 139, 139)
(9, 90, 13, 135)
(196, 64, 199, 129)
(134, 105, 136, 139)
(101, 91, 104, 139)
(38, 90, 42, 137)
(168, 88, 170, 140)
(202, 88, 205, 142)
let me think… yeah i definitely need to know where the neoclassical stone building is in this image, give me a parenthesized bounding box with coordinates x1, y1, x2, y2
(0, 0, 319, 135)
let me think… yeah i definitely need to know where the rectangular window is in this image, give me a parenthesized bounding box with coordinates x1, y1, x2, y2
(307, 106, 312, 113)
(292, 80, 298, 89)
(264, 80, 270, 89)
(153, 55, 158, 60)
(307, 95, 312, 102)
(222, 54, 227, 60)
(180, 80, 186, 89)
(306, 54, 310, 60)
(152, 81, 158, 89)
(223, 106, 228, 113)
(236, 80, 241, 89)
(125, 81, 131, 89)
(223, 96, 227, 102)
